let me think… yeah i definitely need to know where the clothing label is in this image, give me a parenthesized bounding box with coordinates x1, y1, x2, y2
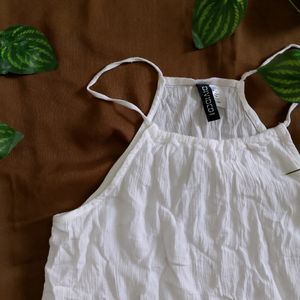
(211, 85, 226, 108)
(196, 84, 220, 122)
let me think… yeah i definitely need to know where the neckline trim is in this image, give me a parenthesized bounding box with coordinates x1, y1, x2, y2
(163, 76, 239, 87)
(146, 121, 286, 147)
(145, 74, 273, 144)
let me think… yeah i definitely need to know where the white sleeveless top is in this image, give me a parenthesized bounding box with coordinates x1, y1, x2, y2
(42, 44, 300, 300)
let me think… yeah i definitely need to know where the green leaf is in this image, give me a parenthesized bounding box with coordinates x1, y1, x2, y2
(192, 0, 248, 49)
(257, 49, 300, 103)
(0, 123, 23, 159)
(0, 24, 58, 75)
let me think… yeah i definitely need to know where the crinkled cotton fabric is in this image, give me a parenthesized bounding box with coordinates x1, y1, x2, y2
(42, 45, 300, 300)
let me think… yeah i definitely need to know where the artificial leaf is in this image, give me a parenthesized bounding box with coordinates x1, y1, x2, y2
(192, 0, 248, 49)
(0, 24, 57, 74)
(257, 49, 300, 103)
(0, 123, 23, 159)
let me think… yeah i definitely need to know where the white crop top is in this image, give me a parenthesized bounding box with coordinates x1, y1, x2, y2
(42, 44, 300, 300)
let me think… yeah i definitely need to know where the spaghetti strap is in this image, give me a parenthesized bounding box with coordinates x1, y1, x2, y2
(283, 102, 299, 127)
(87, 57, 164, 125)
(240, 44, 300, 127)
(240, 44, 300, 81)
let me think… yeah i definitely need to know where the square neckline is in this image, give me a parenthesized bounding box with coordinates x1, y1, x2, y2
(143, 73, 288, 146)
(85, 54, 298, 149)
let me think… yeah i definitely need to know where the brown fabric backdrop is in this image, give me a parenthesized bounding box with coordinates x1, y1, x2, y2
(0, 0, 299, 299)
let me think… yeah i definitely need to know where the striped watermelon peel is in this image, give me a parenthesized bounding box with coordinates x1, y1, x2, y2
(192, 0, 248, 49)
(0, 24, 57, 74)
(0, 123, 23, 160)
(258, 49, 300, 103)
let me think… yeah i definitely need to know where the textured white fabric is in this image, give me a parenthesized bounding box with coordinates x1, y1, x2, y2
(42, 47, 300, 300)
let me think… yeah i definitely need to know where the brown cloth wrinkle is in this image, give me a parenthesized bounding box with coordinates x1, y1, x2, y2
(0, 0, 300, 299)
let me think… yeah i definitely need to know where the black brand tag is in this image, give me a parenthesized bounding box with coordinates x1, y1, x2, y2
(196, 84, 220, 122)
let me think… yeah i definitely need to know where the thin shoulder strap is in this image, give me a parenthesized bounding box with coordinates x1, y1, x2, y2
(87, 57, 164, 125)
(241, 44, 300, 127)
(240, 44, 300, 81)
(283, 102, 298, 127)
